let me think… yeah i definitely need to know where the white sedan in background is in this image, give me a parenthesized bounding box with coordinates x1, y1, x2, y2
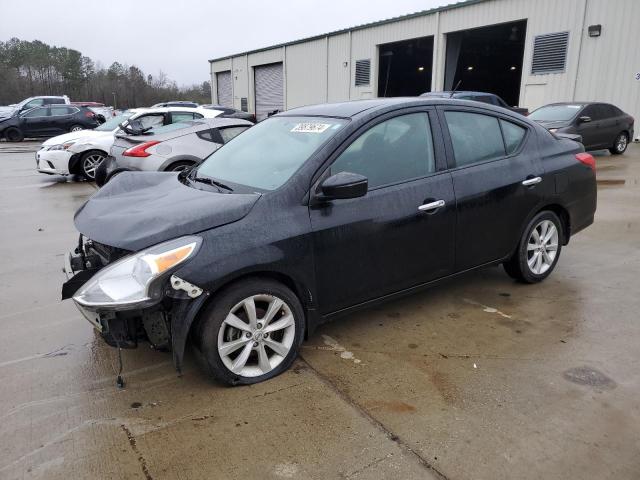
(36, 107, 222, 180)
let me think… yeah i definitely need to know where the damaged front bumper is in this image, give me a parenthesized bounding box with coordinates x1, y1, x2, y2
(62, 236, 208, 373)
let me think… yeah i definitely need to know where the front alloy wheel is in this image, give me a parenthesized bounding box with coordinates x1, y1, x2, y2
(218, 295, 296, 377)
(196, 279, 304, 385)
(81, 152, 105, 180)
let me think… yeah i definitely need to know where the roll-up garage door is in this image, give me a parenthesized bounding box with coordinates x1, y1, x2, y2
(254, 63, 283, 121)
(216, 71, 232, 107)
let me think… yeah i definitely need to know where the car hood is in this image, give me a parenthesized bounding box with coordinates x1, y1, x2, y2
(74, 172, 261, 251)
(0, 106, 17, 119)
(533, 120, 570, 129)
(42, 130, 111, 146)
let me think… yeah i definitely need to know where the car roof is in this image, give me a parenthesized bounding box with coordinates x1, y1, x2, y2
(123, 117, 252, 141)
(281, 97, 517, 120)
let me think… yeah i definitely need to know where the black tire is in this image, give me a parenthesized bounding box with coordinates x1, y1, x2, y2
(4, 128, 24, 142)
(69, 124, 84, 133)
(609, 132, 628, 155)
(503, 211, 563, 284)
(194, 278, 305, 386)
(166, 160, 194, 172)
(80, 151, 106, 181)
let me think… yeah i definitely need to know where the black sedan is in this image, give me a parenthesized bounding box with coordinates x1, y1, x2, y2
(0, 105, 100, 142)
(62, 98, 596, 385)
(421, 91, 529, 116)
(529, 102, 635, 154)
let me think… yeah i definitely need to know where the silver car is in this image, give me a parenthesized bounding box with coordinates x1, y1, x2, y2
(97, 118, 251, 186)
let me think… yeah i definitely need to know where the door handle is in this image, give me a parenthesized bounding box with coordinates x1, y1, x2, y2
(418, 199, 445, 212)
(522, 177, 542, 186)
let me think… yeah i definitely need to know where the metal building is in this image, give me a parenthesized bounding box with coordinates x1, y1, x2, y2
(209, 0, 640, 137)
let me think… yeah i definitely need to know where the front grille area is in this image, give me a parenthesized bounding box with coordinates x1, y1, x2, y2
(83, 236, 130, 266)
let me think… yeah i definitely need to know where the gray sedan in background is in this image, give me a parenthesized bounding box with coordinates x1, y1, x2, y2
(95, 118, 251, 186)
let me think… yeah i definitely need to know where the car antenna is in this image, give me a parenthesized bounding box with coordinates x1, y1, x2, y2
(450, 80, 462, 98)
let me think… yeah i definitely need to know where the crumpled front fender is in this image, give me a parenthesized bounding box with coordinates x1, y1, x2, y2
(170, 292, 210, 374)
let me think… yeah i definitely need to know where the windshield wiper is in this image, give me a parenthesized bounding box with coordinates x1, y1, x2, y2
(191, 175, 234, 192)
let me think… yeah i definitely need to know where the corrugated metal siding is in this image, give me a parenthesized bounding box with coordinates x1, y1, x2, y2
(574, 0, 640, 137)
(254, 63, 284, 120)
(209, 0, 638, 133)
(327, 33, 350, 102)
(285, 38, 328, 108)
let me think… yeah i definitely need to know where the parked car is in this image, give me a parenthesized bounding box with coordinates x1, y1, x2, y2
(201, 104, 256, 123)
(37, 106, 223, 179)
(62, 98, 596, 385)
(421, 91, 529, 116)
(0, 95, 70, 120)
(528, 102, 634, 154)
(71, 102, 114, 123)
(96, 117, 251, 186)
(152, 101, 199, 108)
(0, 104, 100, 142)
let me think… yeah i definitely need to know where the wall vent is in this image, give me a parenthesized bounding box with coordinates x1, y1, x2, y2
(531, 32, 569, 74)
(355, 59, 371, 86)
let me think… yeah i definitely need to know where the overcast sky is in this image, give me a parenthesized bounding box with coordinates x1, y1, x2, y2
(1, 0, 447, 86)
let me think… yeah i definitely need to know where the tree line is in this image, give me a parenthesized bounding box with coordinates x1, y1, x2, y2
(0, 38, 211, 108)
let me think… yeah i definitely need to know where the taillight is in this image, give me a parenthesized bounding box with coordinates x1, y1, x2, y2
(575, 152, 595, 171)
(123, 141, 161, 158)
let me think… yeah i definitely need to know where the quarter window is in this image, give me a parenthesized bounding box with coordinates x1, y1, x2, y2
(219, 126, 249, 143)
(51, 106, 76, 116)
(445, 111, 505, 167)
(500, 120, 526, 155)
(330, 113, 436, 189)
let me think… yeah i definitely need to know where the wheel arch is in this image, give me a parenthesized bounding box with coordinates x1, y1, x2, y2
(538, 204, 571, 245)
(159, 155, 200, 172)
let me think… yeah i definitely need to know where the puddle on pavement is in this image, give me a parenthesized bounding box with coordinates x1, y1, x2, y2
(563, 366, 616, 389)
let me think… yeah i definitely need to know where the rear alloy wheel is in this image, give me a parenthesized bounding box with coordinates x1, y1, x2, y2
(80, 151, 106, 180)
(196, 279, 304, 385)
(609, 132, 628, 155)
(4, 128, 24, 142)
(504, 211, 562, 283)
(69, 124, 84, 133)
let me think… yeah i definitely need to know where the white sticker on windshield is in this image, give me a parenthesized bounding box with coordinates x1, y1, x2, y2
(291, 123, 332, 133)
(567, 105, 582, 109)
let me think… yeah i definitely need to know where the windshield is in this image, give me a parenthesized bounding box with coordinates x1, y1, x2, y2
(529, 104, 583, 122)
(96, 112, 134, 131)
(196, 116, 347, 191)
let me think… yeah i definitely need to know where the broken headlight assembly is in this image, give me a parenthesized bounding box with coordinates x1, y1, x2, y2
(73, 236, 201, 309)
(47, 141, 76, 151)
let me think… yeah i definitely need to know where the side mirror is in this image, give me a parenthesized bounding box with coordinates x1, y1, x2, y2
(319, 172, 368, 200)
(578, 115, 592, 123)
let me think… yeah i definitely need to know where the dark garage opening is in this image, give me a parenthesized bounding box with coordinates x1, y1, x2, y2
(378, 36, 433, 97)
(444, 20, 527, 106)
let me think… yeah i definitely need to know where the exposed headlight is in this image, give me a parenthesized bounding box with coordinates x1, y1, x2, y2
(73, 236, 201, 308)
(549, 128, 558, 133)
(47, 142, 76, 151)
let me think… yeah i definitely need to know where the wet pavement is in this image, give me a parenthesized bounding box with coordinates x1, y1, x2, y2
(1, 141, 639, 479)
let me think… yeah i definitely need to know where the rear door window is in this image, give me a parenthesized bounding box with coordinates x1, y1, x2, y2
(51, 106, 76, 116)
(444, 111, 505, 167)
(170, 112, 199, 123)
